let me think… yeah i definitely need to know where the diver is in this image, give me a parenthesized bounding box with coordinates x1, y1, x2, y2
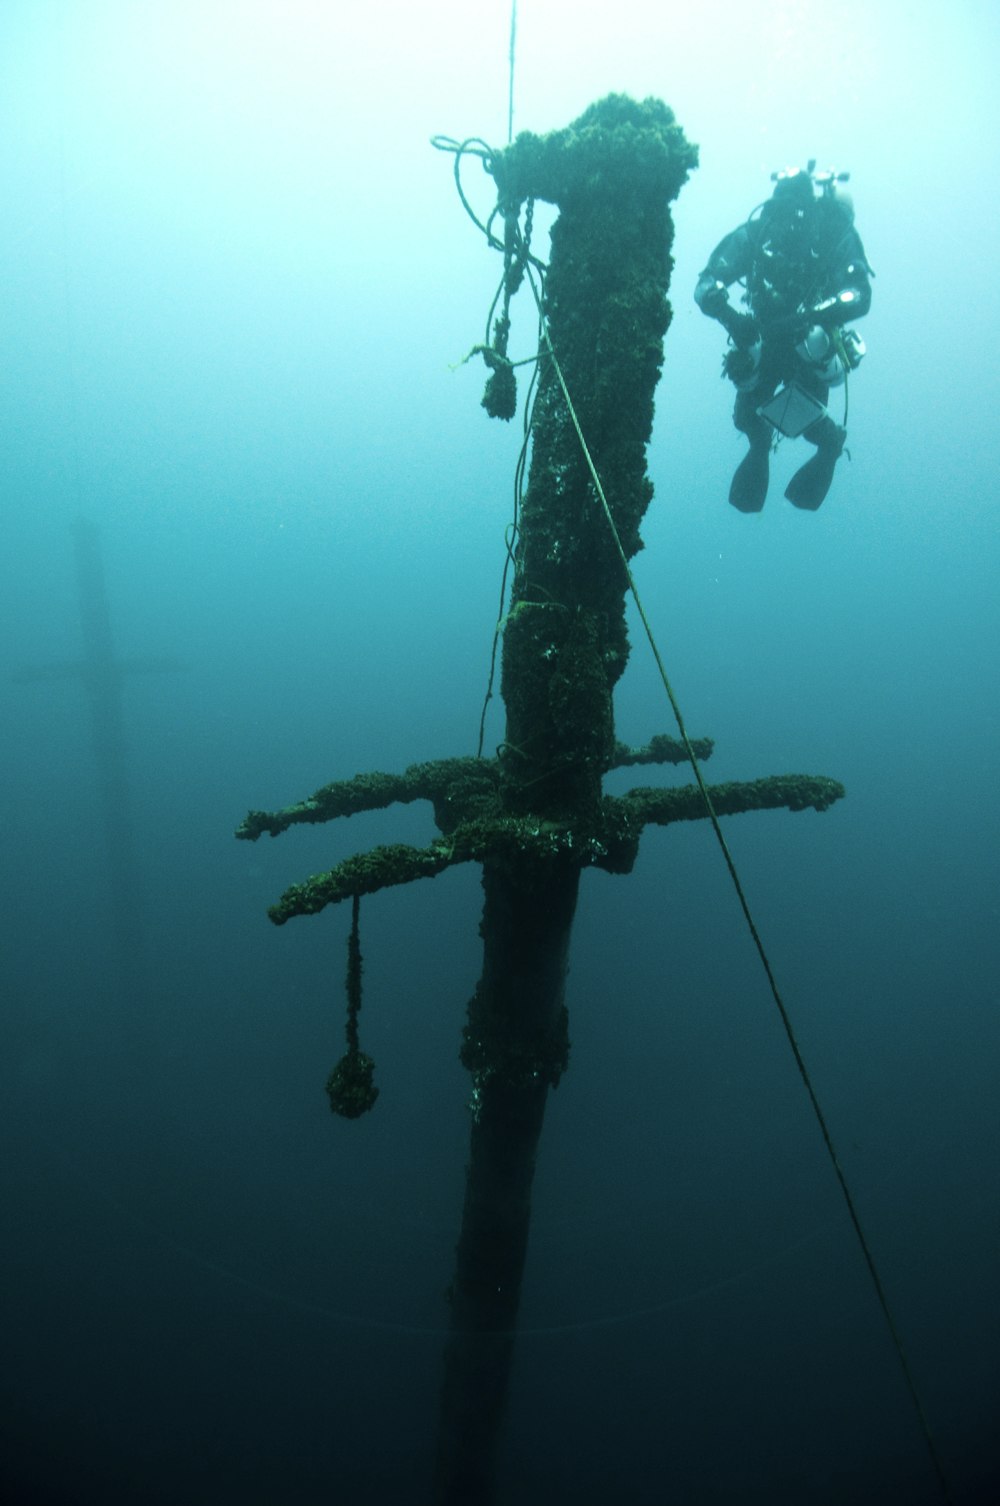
(695, 162, 873, 511)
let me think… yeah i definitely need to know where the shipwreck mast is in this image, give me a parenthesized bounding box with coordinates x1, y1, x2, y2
(434, 96, 698, 1502)
(236, 96, 844, 1505)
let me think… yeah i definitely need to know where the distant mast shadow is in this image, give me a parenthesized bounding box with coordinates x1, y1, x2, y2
(13, 517, 185, 981)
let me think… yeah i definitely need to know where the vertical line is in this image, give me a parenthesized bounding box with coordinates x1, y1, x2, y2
(507, 0, 517, 144)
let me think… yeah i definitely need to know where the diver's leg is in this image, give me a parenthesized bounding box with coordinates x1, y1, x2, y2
(784, 410, 847, 510)
(729, 388, 772, 513)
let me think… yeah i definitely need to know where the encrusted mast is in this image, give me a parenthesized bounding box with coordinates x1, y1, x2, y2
(236, 97, 843, 1506)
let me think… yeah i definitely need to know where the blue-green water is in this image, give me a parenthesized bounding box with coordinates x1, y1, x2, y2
(2, 3, 997, 1502)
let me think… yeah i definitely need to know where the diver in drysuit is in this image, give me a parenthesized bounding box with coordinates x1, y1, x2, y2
(696, 163, 873, 511)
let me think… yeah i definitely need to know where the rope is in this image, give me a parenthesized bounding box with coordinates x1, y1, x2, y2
(833, 328, 852, 428)
(507, 0, 517, 146)
(430, 136, 504, 248)
(475, 204, 543, 756)
(524, 263, 954, 1504)
(325, 895, 379, 1119)
(476, 390, 534, 758)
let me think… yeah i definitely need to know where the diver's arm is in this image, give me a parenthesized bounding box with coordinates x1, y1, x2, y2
(813, 231, 873, 325)
(694, 226, 749, 310)
(811, 283, 869, 327)
(695, 227, 757, 345)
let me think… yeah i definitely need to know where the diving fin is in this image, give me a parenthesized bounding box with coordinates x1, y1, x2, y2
(729, 444, 770, 513)
(785, 421, 846, 510)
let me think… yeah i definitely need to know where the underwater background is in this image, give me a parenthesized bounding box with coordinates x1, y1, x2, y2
(1, 2, 997, 1502)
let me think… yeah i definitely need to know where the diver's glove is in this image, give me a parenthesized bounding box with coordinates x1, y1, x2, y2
(722, 310, 760, 349)
(722, 346, 760, 385)
(698, 280, 730, 319)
